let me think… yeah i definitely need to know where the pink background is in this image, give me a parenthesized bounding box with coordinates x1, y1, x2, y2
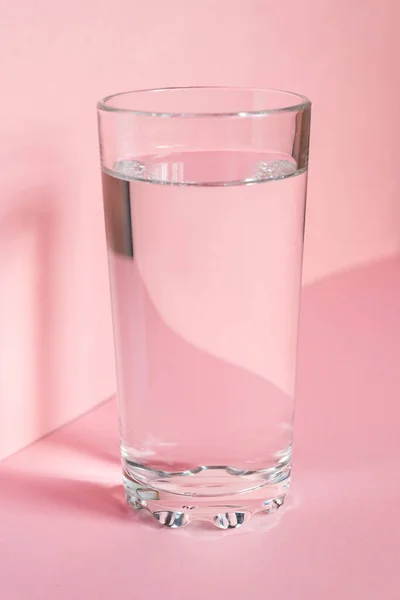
(1, 0, 400, 459)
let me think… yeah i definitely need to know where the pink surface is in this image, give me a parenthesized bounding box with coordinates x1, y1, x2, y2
(1, 258, 399, 599)
(2, 1, 400, 459)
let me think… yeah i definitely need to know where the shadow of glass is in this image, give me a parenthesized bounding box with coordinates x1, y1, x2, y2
(47, 396, 121, 466)
(1, 470, 129, 522)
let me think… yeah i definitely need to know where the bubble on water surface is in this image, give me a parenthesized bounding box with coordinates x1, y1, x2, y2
(113, 159, 147, 178)
(255, 160, 297, 180)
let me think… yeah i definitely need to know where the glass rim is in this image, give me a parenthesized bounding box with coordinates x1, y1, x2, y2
(97, 86, 311, 118)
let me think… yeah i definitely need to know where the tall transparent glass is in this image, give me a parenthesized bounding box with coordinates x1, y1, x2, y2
(97, 87, 311, 529)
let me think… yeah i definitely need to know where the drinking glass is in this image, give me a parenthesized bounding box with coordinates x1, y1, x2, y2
(97, 87, 311, 529)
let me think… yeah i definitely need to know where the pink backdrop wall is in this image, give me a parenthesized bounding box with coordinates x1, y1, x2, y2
(1, 0, 400, 459)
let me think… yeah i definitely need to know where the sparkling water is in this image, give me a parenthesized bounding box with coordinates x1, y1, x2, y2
(102, 150, 307, 525)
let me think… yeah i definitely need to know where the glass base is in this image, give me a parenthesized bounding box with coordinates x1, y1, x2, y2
(123, 459, 290, 529)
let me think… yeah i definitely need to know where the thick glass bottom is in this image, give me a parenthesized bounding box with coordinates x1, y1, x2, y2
(122, 457, 290, 529)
